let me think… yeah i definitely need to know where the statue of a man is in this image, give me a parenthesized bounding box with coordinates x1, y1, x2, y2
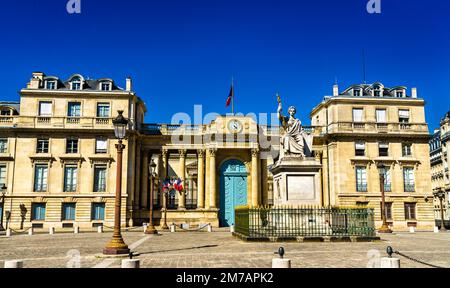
(277, 95, 305, 157)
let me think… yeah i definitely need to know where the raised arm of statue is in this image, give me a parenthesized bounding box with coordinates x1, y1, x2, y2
(277, 94, 287, 128)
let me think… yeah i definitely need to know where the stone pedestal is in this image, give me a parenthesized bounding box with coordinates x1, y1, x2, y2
(270, 157, 322, 206)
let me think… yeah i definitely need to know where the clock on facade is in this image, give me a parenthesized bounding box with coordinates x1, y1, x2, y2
(228, 119, 243, 133)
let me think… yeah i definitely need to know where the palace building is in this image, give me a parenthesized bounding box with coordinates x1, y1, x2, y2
(0, 73, 435, 231)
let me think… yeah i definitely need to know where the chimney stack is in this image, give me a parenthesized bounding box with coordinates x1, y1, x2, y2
(28, 72, 44, 89)
(333, 84, 339, 96)
(411, 87, 417, 98)
(126, 76, 133, 91)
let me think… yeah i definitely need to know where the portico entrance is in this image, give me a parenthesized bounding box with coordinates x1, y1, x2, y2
(219, 159, 248, 227)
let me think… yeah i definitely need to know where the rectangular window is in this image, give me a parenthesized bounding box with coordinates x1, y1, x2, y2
(384, 202, 393, 220)
(46, 81, 56, 90)
(376, 109, 387, 123)
(97, 103, 110, 118)
(38, 101, 52, 116)
(403, 167, 415, 192)
(94, 166, 107, 192)
(62, 203, 76, 221)
(36, 139, 49, 153)
(34, 165, 48, 192)
(91, 203, 105, 220)
(67, 102, 81, 117)
(402, 143, 412, 157)
(31, 203, 46, 221)
(374, 90, 381, 97)
(355, 142, 365, 156)
(356, 166, 367, 192)
(0, 165, 6, 187)
(0, 139, 7, 153)
(101, 83, 111, 91)
(404, 203, 416, 220)
(66, 139, 79, 154)
(72, 82, 81, 91)
(396, 91, 404, 98)
(378, 142, 389, 157)
(353, 89, 361, 96)
(380, 167, 392, 192)
(64, 166, 78, 192)
(352, 108, 364, 122)
(95, 139, 107, 154)
(399, 109, 410, 123)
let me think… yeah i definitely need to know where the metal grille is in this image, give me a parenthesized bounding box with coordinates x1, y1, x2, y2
(235, 207, 376, 238)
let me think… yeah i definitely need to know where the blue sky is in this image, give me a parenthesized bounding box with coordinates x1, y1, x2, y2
(0, 0, 449, 129)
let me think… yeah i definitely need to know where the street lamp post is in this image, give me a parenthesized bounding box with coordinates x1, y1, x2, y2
(0, 184, 6, 232)
(103, 110, 130, 255)
(145, 159, 158, 234)
(161, 189, 169, 230)
(377, 163, 392, 233)
(435, 189, 447, 232)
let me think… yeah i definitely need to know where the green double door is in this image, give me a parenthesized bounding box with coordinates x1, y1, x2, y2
(219, 160, 247, 227)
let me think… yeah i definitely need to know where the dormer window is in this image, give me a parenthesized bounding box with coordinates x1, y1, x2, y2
(71, 77, 82, 90)
(353, 89, 361, 96)
(373, 89, 381, 97)
(45, 80, 56, 90)
(101, 82, 111, 91)
(396, 91, 404, 97)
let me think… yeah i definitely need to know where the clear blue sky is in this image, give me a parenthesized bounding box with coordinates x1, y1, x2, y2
(0, 0, 449, 129)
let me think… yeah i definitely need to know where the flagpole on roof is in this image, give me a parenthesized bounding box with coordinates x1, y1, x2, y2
(231, 76, 234, 115)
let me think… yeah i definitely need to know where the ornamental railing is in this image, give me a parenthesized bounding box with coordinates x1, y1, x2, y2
(235, 206, 376, 238)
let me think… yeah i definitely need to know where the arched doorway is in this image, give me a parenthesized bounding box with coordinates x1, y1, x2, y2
(219, 159, 248, 227)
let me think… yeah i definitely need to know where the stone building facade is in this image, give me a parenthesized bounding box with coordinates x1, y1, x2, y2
(0, 73, 436, 231)
(310, 83, 435, 231)
(430, 112, 450, 223)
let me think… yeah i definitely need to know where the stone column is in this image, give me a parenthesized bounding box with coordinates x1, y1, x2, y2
(140, 151, 149, 209)
(179, 149, 186, 209)
(209, 148, 217, 208)
(251, 148, 260, 207)
(160, 149, 168, 207)
(205, 149, 211, 209)
(134, 145, 141, 209)
(197, 149, 205, 209)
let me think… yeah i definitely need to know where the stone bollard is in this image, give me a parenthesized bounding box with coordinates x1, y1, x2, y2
(409, 226, 415, 233)
(380, 257, 400, 268)
(49, 227, 55, 235)
(272, 258, 291, 268)
(5, 229, 11, 237)
(272, 247, 291, 268)
(28, 228, 34, 236)
(170, 224, 176, 233)
(97, 226, 103, 233)
(4, 260, 24, 268)
(207, 224, 213, 233)
(143, 223, 148, 233)
(74, 226, 80, 234)
(121, 259, 140, 268)
(434, 226, 439, 233)
(230, 225, 235, 233)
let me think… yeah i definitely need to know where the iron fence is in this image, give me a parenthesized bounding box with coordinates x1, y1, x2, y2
(235, 206, 376, 238)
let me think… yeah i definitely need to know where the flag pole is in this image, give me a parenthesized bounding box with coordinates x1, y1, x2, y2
(231, 77, 234, 115)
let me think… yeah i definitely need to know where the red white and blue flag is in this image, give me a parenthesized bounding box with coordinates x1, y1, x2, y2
(173, 178, 184, 191)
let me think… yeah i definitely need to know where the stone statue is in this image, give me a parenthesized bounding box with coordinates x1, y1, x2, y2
(277, 94, 305, 158)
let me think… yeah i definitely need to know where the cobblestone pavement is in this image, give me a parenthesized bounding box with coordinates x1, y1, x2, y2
(1, 229, 449, 268)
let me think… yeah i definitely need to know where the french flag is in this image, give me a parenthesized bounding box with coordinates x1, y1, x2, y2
(173, 178, 183, 191)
